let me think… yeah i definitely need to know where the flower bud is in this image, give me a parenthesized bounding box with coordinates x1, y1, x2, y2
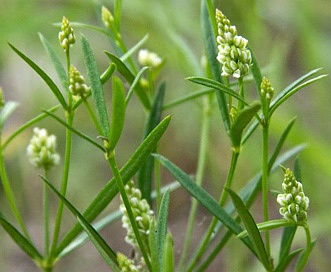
(69, 65, 90, 98)
(58, 16, 76, 52)
(101, 6, 115, 30)
(138, 49, 162, 68)
(260, 77, 274, 103)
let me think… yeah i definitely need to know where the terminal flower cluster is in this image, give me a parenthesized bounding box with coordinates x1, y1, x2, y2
(26, 127, 60, 170)
(215, 9, 252, 78)
(277, 168, 310, 223)
(138, 49, 162, 68)
(58, 16, 76, 51)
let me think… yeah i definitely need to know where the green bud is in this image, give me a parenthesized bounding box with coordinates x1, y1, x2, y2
(69, 65, 90, 99)
(58, 16, 76, 52)
(260, 77, 274, 103)
(101, 6, 115, 30)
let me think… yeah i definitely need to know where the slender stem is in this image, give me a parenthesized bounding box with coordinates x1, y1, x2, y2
(262, 123, 270, 256)
(107, 152, 152, 271)
(238, 77, 244, 111)
(185, 151, 239, 272)
(0, 136, 32, 241)
(296, 224, 312, 272)
(50, 113, 73, 256)
(177, 95, 212, 271)
(43, 168, 50, 257)
(82, 98, 103, 135)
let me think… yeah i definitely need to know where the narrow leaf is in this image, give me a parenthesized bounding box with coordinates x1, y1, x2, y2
(0, 101, 19, 129)
(81, 35, 110, 138)
(275, 248, 303, 272)
(148, 221, 160, 272)
(157, 189, 170, 270)
(41, 177, 119, 269)
(109, 77, 126, 150)
(249, 46, 263, 91)
(8, 43, 67, 110)
(137, 82, 166, 203)
(187, 77, 247, 104)
(126, 66, 149, 104)
(230, 101, 261, 152)
(163, 233, 175, 272)
(278, 225, 297, 265)
(154, 154, 254, 252)
(55, 115, 171, 256)
(0, 213, 42, 261)
(104, 51, 151, 109)
(39, 33, 68, 91)
(226, 189, 271, 270)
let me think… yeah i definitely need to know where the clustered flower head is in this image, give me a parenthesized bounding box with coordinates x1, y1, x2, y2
(277, 168, 310, 223)
(117, 253, 141, 272)
(120, 180, 155, 250)
(260, 77, 275, 103)
(215, 9, 252, 78)
(58, 16, 76, 51)
(27, 128, 60, 170)
(138, 49, 163, 68)
(69, 65, 90, 98)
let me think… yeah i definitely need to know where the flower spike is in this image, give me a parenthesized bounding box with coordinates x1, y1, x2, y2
(58, 16, 76, 52)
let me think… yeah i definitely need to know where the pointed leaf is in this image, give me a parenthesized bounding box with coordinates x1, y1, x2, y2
(230, 101, 261, 152)
(81, 35, 110, 138)
(109, 76, 126, 150)
(275, 248, 303, 272)
(8, 43, 67, 110)
(137, 82, 166, 203)
(249, 46, 263, 91)
(0, 101, 19, 129)
(0, 213, 42, 261)
(126, 66, 149, 104)
(148, 221, 160, 272)
(226, 189, 271, 270)
(55, 115, 171, 256)
(154, 154, 254, 252)
(295, 240, 316, 272)
(157, 189, 170, 270)
(39, 33, 68, 91)
(278, 225, 297, 265)
(163, 233, 175, 272)
(41, 177, 119, 270)
(104, 51, 150, 109)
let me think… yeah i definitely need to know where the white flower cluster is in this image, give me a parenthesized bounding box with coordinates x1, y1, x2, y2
(215, 9, 252, 78)
(277, 168, 310, 223)
(69, 65, 90, 99)
(58, 16, 76, 51)
(138, 49, 162, 68)
(120, 180, 154, 250)
(26, 128, 60, 170)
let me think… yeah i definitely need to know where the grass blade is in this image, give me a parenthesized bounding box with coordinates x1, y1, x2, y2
(154, 154, 255, 253)
(226, 188, 271, 270)
(81, 35, 110, 138)
(8, 43, 67, 110)
(55, 115, 171, 256)
(0, 213, 42, 261)
(41, 177, 119, 270)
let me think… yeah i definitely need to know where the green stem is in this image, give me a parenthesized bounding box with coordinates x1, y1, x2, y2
(185, 151, 239, 272)
(82, 98, 103, 135)
(238, 77, 244, 111)
(107, 152, 152, 272)
(262, 123, 270, 257)
(50, 113, 73, 256)
(0, 136, 32, 241)
(43, 168, 50, 257)
(296, 224, 312, 272)
(177, 95, 212, 271)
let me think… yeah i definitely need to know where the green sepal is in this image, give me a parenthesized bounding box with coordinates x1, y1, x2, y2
(108, 76, 126, 150)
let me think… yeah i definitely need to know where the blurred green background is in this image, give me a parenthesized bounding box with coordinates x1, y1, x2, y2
(0, 0, 330, 271)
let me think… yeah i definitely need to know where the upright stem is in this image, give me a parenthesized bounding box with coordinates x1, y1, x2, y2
(177, 95, 212, 271)
(43, 169, 50, 257)
(185, 151, 239, 272)
(262, 123, 270, 256)
(238, 77, 245, 111)
(107, 152, 152, 272)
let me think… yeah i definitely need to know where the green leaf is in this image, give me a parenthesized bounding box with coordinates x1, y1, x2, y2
(163, 233, 175, 272)
(39, 33, 68, 92)
(157, 190, 170, 271)
(41, 177, 119, 270)
(154, 154, 254, 252)
(109, 77, 126, 150)
(226, 189, 271, 270)
(55, 115, 171, 256)
(137, 82, 166, 203)
(230, 101, 261, 152)
(126, 66, 149, 104)
(81, 35, 110, 138)
(0, 101, 19, 130)
(104, 51, 151, 109)
(187, 77, 247, 105)
(121, 34, 149, 63)
(114, 0, 122, 32)
(275, 248, 303, 272)
(0, 213, 42, 261)
(8, 42, 67, 110)
(148, 221, 160, 272)
(278, 225, 298, 268)
(295, 240, 316, 272)
(249, 46, 263, 92)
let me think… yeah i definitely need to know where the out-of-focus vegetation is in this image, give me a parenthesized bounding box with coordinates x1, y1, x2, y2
(0, 0, 330, 271)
